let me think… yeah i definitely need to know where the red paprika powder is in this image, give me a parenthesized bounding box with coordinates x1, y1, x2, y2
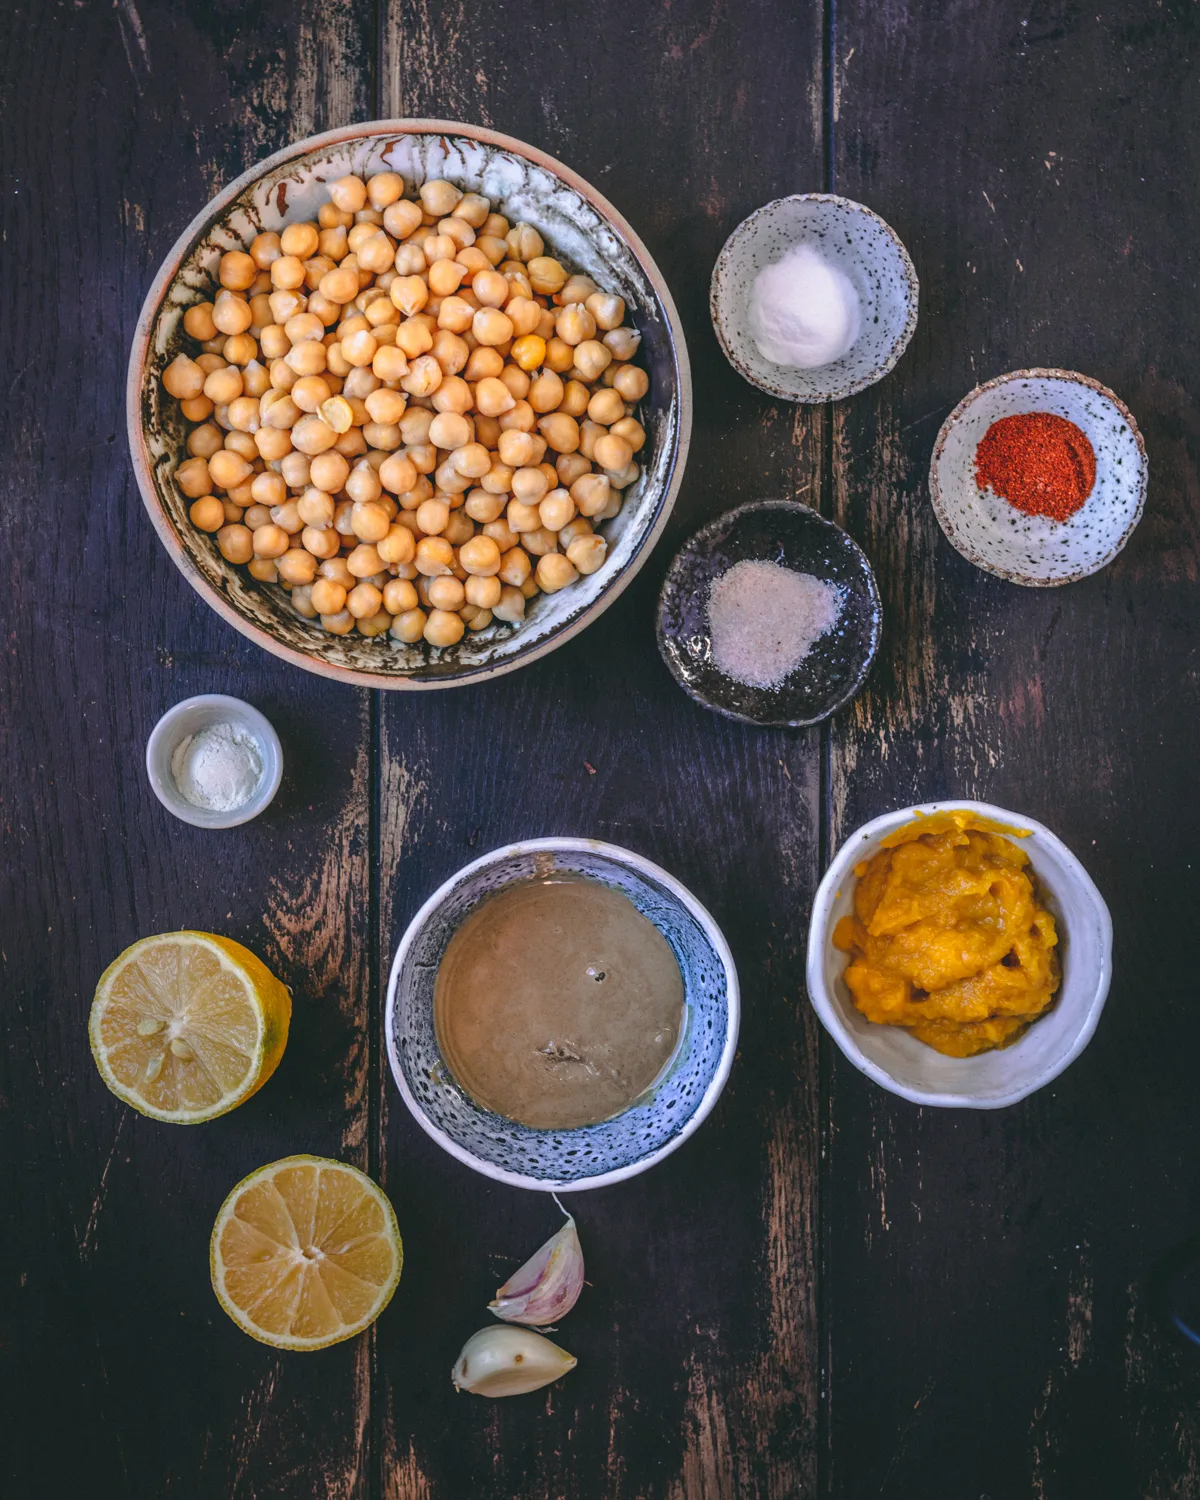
(974, 412, 1096, 523)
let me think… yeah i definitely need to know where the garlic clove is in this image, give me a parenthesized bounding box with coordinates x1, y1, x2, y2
(489, 1206, 585, 1326)
(451, 1325, 577, 1397)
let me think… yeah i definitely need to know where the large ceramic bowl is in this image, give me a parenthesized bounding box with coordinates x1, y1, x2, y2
(127, 120, 691, 690)
(385, 839, 739, 1192)
(806, 801, 1112, 1108)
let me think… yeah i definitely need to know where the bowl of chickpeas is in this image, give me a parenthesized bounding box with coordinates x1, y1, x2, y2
(128, 120, 691, 685)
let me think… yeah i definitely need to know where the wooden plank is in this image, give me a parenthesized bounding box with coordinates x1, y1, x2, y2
(826, 2, 1200, 1496)
(0, 2, 375, 1495)
(376, 4, 826, 1495)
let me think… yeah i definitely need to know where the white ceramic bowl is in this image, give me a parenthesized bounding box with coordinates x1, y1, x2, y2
(385, 838, 739, 1192)
(127, 120, 691, 690)
(930, 368, 1148, 585)
(805, 801, 1112, 1108)
(710, 193, 919, 403)
(145, 693, 283, 829)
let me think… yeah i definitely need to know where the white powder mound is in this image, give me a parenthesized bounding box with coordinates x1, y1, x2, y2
(748, 243, 862, 370)
(171, 720, 264, 812)
(707, 559, 845, 689)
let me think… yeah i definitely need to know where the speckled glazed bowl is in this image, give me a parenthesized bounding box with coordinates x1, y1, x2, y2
(656, 500, 882, 727)
(930, 369, 1147, 586)
(806, 801, 1113, 1109)
(710, 194, 919, 403)
(385, 839, 739, 1192)
(128, 120, 691, 690)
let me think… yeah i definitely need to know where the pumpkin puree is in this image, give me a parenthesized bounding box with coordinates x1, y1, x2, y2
(832, 812, 1060, 1057)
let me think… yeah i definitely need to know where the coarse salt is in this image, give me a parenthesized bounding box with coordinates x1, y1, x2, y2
(171, 720, 264, 813)
(707, 559, 844, 689)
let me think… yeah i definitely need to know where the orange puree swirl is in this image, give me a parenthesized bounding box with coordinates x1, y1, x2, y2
(832, 813, 1060, 1057)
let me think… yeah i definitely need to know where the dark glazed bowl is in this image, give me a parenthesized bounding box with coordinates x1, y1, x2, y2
(127, 120, 691, 690)
(656, 501, 882, 727)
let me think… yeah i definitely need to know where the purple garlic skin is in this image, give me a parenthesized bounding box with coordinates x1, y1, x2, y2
(489, 1212, 584, 1327)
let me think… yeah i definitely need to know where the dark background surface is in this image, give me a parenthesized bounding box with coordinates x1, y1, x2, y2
(2, 1, 1198, 1496)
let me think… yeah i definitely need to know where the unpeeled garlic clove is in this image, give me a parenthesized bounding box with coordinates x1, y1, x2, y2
(451, 1325, 577, 1397)
(489, 1206, 584, 1326)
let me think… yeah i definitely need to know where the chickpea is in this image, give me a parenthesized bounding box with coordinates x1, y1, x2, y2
(419, 179, 462, 218)
(389, 607, 427, 642)
(183, 303, 218, 341)
(212, 292, 254, 336)
(383, 199, 423, 239)
(208, 449, 253, 490)
(347, 501, 388, 543)
(276, 222, 316, 260)
(611, 415, 647, 452)
(187, 423, 223, 459)
(426, 411, 469, 450)
(493, 585, 526, 623)
(423, 608, 465, 647)
(604, 327, 642, 362)
(558, 516, 594, 547)
(537, 412, 580, 455)
(249, 523, 287, 559)
(498, 399, 535, 433)
(466, 489, 506, 524)
(290, 415, 339, 455)
(402, 354, 442, 397)
(454, 534, 500, 577)
(286, 339, 328, 377)
(539, 489, 576, 532)
(468, 268, 507, 308)
(472, 308, 514, 346)
(425, 574, 463, 611)
(344, 580, 381, 619)
(347, 543, 385, 578)
(413, 535, 453, 576)
(302, 523, 340, 558)
(558, 380, 591, 418)
(462, 346, 503, 383)
(573, 339, 612, 381)
(560, 274, 599, 306)
(290, 583, 318, 617)
(593, 432, 634, 473)
(507, 499, 541, 533)
(612, 363, 649, 401)
(585, 291, 625, 331)
(377, 523, 417, 566)
(281, 451, 312, 488)
(528, 369, 564, 413)
(527, 255, 567, 295)
(219, 250, 258, 291)
(329, 175, 368, 214)
(497, 546, 532, 587)
(475, 234, 508, 266)
(555, 303, 596, 347)
(507, 334, 545, 373)
(480, 460, 514, 495)
(357, 233, 396, 275)
(215, 522, 253, 563)
(311, 577, 347, 614)
(511, 466, 550, 504)
(319, 556, 355, 587)
(536, 553, 578, 593)
(570, 472, 612, 517)
(247, 557, 279, 583)
(227, 396, 260, 432)
(506, 222, 543, 260)
(495, 429, 534, 468)
(578, 419, 603, 461)
(288, 374, 330, 414)
(278, 547, 318, 586)
(180, 394, 215, 422)
(544, 337, 575, 373)
(163, 353, 206, 401)
(555, 451, 591, 487)
(587, 386, 626, 425)
(306, 450, 347, 493)
(297, 488, 335, 528)
(608, 461, 639, 493)
(379, 578, 416, 615)
(189, 496, 225, 532)
(499, 365, 531, 402)
(472, 375, 514, 417)
(320, 608, 355, 635)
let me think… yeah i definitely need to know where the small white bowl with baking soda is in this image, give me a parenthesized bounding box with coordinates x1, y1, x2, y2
(146, 693, 283, 829)
(805, 801, 1112, 1109)
(711, 194, 919, 403)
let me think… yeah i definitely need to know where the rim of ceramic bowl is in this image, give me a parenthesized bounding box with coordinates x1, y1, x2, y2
(805, 800, 1113, 1108)
(655, 499, 882, 728)
(709, 192, 920, 404)
(929, 367, 1148, 587)
(126, 118, 693, 691)
(384, 837, 741, 1192)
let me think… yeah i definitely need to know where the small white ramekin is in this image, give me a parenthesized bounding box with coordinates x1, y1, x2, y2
(806, 800, 1112, 1108)
(145, 693, 283, 830)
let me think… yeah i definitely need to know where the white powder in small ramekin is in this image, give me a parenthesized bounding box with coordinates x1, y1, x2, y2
(708, 560, 844, 689)
(171, 721, 264, 812)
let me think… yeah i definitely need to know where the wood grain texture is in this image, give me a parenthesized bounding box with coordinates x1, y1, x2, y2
(827, 3, 1200, 1496)
(376, 4, 826, 1496)
(0, 2, 374, 1495)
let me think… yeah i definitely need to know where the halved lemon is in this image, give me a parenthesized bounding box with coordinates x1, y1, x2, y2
(211, 1156, 403, 1350)
(89, 931, 290, 1124)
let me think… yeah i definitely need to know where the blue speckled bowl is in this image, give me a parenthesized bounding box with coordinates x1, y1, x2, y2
(710, 193, 919, 403)
(384, 839, 739, 1192)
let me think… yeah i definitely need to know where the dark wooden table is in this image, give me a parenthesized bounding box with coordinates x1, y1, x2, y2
(4, 1, 1200, 1495)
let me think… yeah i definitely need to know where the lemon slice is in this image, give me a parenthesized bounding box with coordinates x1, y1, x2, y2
(211, 1156, 402, 1350)
(89, 932, 290, 1124)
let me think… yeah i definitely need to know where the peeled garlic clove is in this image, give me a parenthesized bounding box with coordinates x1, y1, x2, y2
(452, 1326, 577, 1397)
(489, 1208, 584, 1326)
